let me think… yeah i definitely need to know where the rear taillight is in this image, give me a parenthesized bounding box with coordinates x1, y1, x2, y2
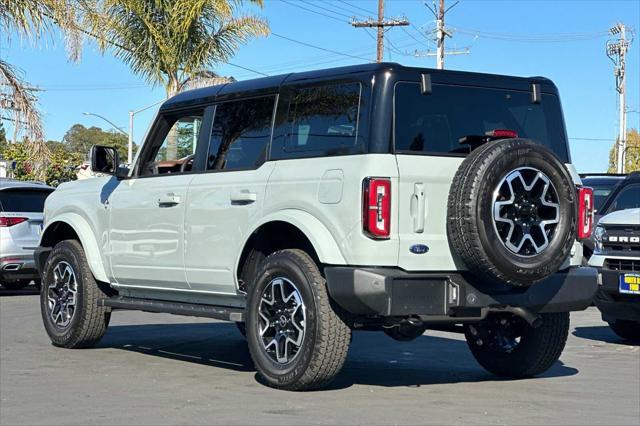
(363, 177, 391, 239)
(0, 216, 28, 227)
(577, 187, 594, 239)
(485, 129, 519, 139)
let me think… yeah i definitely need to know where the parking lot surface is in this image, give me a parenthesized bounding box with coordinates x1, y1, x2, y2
(1, 289, 638, 426)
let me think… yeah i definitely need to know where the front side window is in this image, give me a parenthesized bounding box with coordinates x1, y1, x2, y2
(394, 82, 569, 162)
(207, 96, 276, 171)
(140, 112, 204, 176)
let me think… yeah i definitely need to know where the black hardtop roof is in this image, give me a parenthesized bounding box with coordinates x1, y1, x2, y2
(161, 62, 557, 111)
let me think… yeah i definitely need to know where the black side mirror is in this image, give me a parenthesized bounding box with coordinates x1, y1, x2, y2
(90, 145, 127, 178)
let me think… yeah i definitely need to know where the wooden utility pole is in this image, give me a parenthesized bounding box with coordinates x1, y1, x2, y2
(351, 0, 409, 63)
(607, 23, 632, 173)
(436, 0, 445, 69)
(415, 0, 468, 69)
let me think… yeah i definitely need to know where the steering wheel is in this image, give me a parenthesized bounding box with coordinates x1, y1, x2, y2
(180, 154, 196, 173)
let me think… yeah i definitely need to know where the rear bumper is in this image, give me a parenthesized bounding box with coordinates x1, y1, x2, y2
(0, 254, 39, 282)
(594, 269, 640, 323)
(325, 266, 598, 321)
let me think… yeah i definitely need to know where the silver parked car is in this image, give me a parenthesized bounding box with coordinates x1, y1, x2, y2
(0, 179, 54, 290)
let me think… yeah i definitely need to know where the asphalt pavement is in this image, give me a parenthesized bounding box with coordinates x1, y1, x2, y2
(1, 288, 638, 425)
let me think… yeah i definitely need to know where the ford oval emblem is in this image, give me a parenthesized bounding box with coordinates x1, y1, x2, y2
(409, 244, 429, 254)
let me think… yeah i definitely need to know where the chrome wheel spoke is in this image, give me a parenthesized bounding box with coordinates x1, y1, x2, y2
(258, 277, 306, 365)
(46, 261, 78, 328)
(492, 167, 560, 257)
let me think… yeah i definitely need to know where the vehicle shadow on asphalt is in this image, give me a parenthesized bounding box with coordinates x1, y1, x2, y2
(97, 322, 578, 389)
(0, 287, 40, 297)
(573, 326, 639, 345)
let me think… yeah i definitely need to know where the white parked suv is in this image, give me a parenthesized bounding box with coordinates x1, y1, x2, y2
(35, 63, 598, 390)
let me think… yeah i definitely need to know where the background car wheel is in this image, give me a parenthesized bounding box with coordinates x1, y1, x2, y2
(246, 249, 351, 391)
(607, 320, 640, 341)
(1, 280, 30, 290)
(464, 312, 569, 378)
(40, 240, 111, 348)
(448, 139, 577, 287)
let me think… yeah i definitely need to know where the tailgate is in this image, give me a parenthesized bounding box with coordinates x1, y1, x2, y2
(395, 155, 463, 271)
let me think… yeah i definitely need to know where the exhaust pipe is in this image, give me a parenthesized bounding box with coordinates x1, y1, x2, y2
(499, 306, 542, 328)
(2, 263, 22, 271)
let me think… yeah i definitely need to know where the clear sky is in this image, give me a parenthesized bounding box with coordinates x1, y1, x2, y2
(2, 0, 639, 173)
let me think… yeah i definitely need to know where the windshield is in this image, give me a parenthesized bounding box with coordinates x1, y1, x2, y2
(394, 82, 569, 162)
(0, 189, 52, 212)
(581, 178, 623, 211)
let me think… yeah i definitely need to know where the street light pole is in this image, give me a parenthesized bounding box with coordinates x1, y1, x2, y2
(128, 99, 165, 165)
(82, 112, 128, 136)
(128, 111, 134, 165)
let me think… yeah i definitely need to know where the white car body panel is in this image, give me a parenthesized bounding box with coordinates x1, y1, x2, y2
(108, 174, 194, 289)
(589, 208, 640, 268)
(184, 162, 275, 293)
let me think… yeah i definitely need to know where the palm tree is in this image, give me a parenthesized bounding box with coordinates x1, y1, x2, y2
(0, 0, 84, 179)
(86, 0, 269, 159)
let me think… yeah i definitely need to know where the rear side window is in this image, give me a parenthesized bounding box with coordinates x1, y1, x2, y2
(271, 82, 362, 160)
(394, 82, 569, 162)
(0, 190, 52, 212)
(207, 96, 276, 171)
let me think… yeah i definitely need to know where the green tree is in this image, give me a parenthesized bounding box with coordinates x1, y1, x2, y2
(0, 121, 6, 152)
(86, 0, 268, 160)
(0, 141, 83, 186)
(608, 129, 640, 173)
(62, 124, 130, 160)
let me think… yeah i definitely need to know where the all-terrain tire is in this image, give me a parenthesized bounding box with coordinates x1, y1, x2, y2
(465, 312, 570, 378)
(246, 249, 351, 391)
(608, 320, 640, 341)
(448, 138, 577, 287)
(40, 240, 111, 348)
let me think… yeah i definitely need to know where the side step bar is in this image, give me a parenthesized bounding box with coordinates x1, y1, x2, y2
(98, 296, 244, 322)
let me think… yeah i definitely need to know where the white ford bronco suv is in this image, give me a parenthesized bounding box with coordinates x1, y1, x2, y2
(35, 63, 598, 390)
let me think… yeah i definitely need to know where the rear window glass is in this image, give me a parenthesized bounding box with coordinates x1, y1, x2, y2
(0, 190, 52, 212)
(394, 82, 569, 162)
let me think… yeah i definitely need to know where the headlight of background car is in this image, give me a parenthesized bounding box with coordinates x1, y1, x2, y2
(594, 225, 605, 253)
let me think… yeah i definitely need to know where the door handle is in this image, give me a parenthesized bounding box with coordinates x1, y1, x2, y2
(158, 193, 181, 208)
(412, 183, 425, 233)
(230, 190, 257, 205)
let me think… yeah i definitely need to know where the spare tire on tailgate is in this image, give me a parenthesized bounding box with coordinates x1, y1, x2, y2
(447, 138, 576, 287)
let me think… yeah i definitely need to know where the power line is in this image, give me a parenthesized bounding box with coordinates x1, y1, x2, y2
(226, 62, 269, 77)
(337, 0, 376, 15)
(415, 0, 469, 69)
(280, 0, 347, 23)
(299, 0, 354, 19)
(351, 0, 409, 62)
(453, 26, 609, 43)
(271, 32, 374, 62)
(326, 1, 370, 18)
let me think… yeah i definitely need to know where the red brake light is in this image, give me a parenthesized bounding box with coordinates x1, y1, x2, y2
(577, 187, 594, 240)
(485, 129, 518, 139)
(0, 216, 28, 227)
(363, 177, 391, 239)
